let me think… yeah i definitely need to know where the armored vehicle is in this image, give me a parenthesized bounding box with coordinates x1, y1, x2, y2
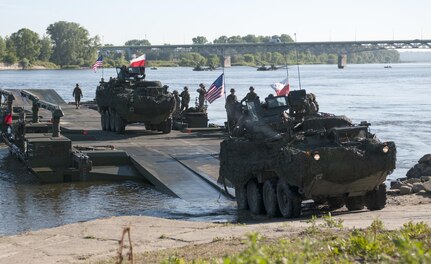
(219, 90, 396, 218)
(96, 66, 175, 133)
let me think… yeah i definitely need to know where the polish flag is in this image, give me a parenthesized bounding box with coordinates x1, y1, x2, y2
(271, 78, 290, 96)
(130, 54, 146, 67)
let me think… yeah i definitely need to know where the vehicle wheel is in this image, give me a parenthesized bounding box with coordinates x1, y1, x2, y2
(327, 197, 345, 210)
(246, 180, 264, 215)
(162, 118, 172, 134)
(110, 109, 116, 132)
(345, 196, 365, 211)
(277, 182, 301, 218)
(365, 184, 387, 211)
(115, 112, 126, 134)
(235, 185, 248, 210)
(104, 110, 111, 131)
(263, 180, 280, 218)
(118, 122, 127, 134)
(101, 111, 106, 131)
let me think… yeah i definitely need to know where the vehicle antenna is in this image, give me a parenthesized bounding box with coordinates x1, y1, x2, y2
(294, 33, 302, 90)
(284, 52, 289, 85)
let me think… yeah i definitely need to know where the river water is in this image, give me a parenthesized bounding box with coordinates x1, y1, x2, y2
(0, 63, 430, 236)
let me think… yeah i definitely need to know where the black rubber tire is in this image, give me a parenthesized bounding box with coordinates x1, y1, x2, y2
(345, 196, 365, 211)
(365, 184, 387, 211)
(119, 122, 127, 134)
(104, 110, 111, 131)
(235, 185, 248, 210)
(277, 182, 301, 218)
(101, 111, 106, 131)
(109, 109, 116, 132)
(114, 112, 126, 134)
(246, 180, 264, 215)
(162, 118, 172, 134)
(327, 197, 345, 210)
(263, 180, 280, 218)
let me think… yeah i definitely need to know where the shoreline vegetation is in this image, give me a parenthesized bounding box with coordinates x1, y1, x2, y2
(0, 60, 415, 71)
(0, 21, 400, 71)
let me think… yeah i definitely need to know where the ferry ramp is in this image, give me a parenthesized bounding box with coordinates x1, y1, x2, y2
(7, 88, 231, 203)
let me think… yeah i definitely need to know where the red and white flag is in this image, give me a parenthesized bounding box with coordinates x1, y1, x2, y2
(271, 78, 290, 96)
(130, 54, 146, 67)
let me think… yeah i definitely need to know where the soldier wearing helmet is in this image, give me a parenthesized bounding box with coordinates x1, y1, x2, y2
(240, 86, 259, 104)
(225, 88, 239, 131)
(179, 86, 190, 111)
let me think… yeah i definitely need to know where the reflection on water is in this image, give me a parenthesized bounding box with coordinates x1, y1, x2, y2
(1, 64, 431, 235)
(0, 148, 236, 236)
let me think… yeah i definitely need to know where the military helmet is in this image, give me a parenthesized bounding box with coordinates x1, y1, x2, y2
(184, 86, 188, 90)
(173, 90, 179, 94)
(230, 88, 235, 93)
(249, 86, 254, 91)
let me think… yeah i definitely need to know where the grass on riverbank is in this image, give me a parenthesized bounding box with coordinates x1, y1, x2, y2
(125, 216, 431, 264)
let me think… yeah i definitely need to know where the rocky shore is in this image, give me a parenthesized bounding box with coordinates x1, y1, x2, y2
(389, 154, 431, 195)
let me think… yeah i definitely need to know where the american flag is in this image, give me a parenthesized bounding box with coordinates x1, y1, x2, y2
(205, 73, 224, 104)
(92, 55, 103, 72)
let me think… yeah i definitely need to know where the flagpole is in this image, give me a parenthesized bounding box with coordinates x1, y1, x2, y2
(101, 53, 104, 80)
(221, 48, 231, 135)
(294, 33, 302, 90)
(101, 36, 104, 79)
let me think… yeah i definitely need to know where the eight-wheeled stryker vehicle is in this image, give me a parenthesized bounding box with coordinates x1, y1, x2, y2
(96, 66, 175, 133)
(219, 90, 396, 218)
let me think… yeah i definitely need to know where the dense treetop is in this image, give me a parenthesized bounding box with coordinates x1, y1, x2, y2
(0, 21, 399, 69)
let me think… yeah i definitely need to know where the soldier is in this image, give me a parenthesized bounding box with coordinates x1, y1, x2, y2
(163, 85, 169, 93)
(306, 93, 319, 114)
(240, 86, 259, 103)
(72, 83, 83, 109)
(225, 88, 238, 131)
(172, 90, 181, 118)
(118, 65, 129, 79)
(179, 86, 190, 111)
(197, 83, 206, 111)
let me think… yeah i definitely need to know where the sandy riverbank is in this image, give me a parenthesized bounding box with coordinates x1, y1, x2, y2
(0, 193, 430, 264)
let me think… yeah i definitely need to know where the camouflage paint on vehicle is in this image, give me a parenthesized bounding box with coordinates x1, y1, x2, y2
(219, 90, 396, 218)
(96, 66, 175, 133)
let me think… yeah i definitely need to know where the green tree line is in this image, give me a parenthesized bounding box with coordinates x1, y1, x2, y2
(0, 21, 399, 69)
(0, 21, 101, 69)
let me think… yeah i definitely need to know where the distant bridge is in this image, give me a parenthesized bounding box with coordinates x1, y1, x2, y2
(102, 39, 431, 56)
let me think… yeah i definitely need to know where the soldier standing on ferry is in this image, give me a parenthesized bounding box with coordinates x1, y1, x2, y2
(197, 83, 206, 111)
(240, 86, 259, 103)
(179, 86, 190, 111)
(225, 88, 238, 131)
(72, 83, 83, 109)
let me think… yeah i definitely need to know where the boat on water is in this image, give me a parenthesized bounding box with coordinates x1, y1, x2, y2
(384, 65, 392, 69)
(256, 65, 284, 71)
(150, 67, 158, 70)
(192, 65, 214, 71)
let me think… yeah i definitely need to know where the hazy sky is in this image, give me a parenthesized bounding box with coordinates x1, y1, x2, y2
(0, 0, 430, 45)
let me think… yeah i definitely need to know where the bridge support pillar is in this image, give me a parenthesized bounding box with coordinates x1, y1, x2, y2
(223, 56, 231, 67)
(338, 54, 347, 69)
